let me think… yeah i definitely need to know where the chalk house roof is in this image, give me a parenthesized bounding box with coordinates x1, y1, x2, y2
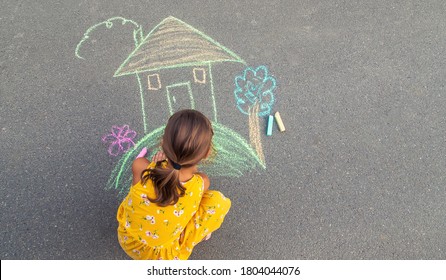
(114, 16, 245, 77)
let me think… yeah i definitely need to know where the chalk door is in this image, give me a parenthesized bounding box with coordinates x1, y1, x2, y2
(166, 82, 195, 115)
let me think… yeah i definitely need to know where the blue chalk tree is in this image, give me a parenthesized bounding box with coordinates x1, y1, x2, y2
(234, 65, 277, 164)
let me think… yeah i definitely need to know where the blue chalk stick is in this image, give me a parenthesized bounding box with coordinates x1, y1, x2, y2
(267, 115, 274, 136)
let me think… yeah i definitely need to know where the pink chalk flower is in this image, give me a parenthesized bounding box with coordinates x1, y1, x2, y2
(102, 125, 137, 156)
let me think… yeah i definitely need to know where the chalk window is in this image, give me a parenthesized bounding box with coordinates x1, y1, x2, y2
(193, 68, 206, 84)
(148, 74, 161, 90)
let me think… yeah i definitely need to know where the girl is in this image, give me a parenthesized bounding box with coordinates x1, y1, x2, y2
(116, 109, 231, 260)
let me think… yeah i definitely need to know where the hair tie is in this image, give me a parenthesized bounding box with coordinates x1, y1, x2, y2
(171, 160, 182, 170)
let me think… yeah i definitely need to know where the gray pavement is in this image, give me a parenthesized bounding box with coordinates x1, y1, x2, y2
(1, 0, 445, 259)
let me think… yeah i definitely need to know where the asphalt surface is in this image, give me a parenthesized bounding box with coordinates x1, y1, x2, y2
(1, 0, 445, 259)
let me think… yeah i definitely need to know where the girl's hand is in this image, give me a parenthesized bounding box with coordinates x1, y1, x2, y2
(151, 151, 166, 163)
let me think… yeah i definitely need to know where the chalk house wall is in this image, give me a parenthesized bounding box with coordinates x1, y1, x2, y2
(142, 65, 215, 130)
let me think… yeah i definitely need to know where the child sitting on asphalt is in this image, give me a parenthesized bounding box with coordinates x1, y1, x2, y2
(116, 109, 231, 260)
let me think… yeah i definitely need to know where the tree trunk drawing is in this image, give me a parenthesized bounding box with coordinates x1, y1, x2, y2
(248, 103, 265, 165)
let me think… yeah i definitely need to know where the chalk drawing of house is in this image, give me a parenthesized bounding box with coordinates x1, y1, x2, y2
(113, 16, 246, 133)
(75, 16, 266, 193)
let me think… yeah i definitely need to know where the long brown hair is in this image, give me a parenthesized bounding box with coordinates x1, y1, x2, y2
(141, 109, 214, 206)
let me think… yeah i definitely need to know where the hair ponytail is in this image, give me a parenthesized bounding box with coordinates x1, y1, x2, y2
(142, 161, 186, 206)
(140, 109, 213, 207)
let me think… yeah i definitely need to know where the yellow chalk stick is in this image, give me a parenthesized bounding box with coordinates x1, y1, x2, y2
(274, 112, 286, 132)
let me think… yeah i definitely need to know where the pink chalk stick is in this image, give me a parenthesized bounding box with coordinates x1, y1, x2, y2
(136, 147, 148, 159)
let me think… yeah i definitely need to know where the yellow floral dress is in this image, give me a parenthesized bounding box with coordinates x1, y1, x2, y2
(116, 162, 231, 260)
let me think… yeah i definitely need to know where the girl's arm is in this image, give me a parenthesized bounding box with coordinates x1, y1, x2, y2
(131, 151, 166, 185)
(132, 157, 150, 185)
(196, 172, 210, 191)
